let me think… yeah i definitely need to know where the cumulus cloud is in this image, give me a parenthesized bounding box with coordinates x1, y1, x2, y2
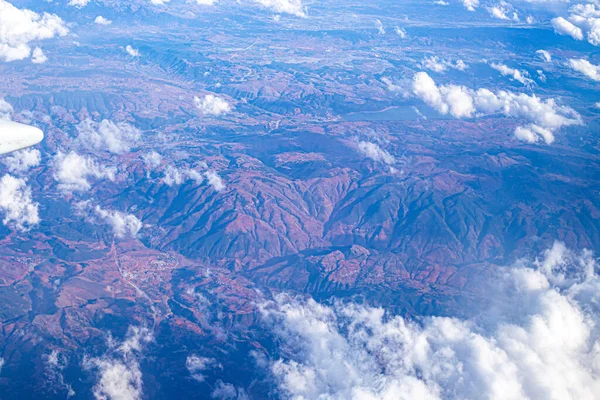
(261, 243, 600, 400)
(204, 170, 225, 192)
(142, 151, 162, 169)
(84, 326, 152, 400)
(163, 165, 225, 191)
(94, 16, 112, 25)
(490, 63, 534, 87)
(0, 98, 13, 120)
(255, 0, 306, 17)
(356, 141, 395, 165)
(0, 174, 39, 231)
(31, 47, 47, 64)
(551, 4, 600, 46)
(421, 56, 468, 73)
(68, 0, 90, 6)
(125, 45, 141, 57)
(3, 148, 41, 173)
(394, 27, 408, 38)
(488, 1, 519, 21)
(53, 151, 116, 192)
(536, 49, 552, 62)
(462, 0, 479, 11)
(186, 355, 219, 382)
(569, 58, 600, 81)
(412, 72, 582, 144)
(194, 95, 232, 117)
(92, 205, 142, 238)
(0, 0, 68, 62)
(76, 119, 141, 154)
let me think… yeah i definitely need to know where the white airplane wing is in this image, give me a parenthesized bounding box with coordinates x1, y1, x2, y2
(0, 119, 44, 155)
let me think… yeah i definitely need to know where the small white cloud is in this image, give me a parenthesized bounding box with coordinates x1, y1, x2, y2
(92, 205, 142, 238)
(569, 58, 600, 81)
(3, 148, 41, 173)
(375, 19, 385, 35)
(53, 151, 116, 193)
(31, 47, 47, 64)
(186, 355, 218, 382)
(0, 174, 39, 231)
(204, 170, 225, 191)
(462, 0, 479, 11)
(490, 63, 534, 87)
(194, 94, 232, 117)
(421, 56, 468, 73)
(0, 0, 68, 62)
(125, 45, 141, 57)
(536, 50, 552, 62)
(357, 141, 395, 165)
(394, 27, 407, 38)
(85, 327, 152, 400)
(68, 0, 90, 6)
(142, 151, 162, 170)
(255, 0, 306, 17)
(0, 98, 13, 120)
(76, 119, 141, 154)
(488, 2, 519, 21)
(94, 16, 112, 25)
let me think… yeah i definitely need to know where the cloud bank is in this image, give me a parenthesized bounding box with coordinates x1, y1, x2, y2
(261, 242, 600, 400)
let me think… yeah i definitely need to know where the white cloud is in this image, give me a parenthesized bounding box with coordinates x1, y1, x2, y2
(488, 2, 519, 21)
(68, 0, 90, 6)
(3, 148, 41, 173)
(43, 350, 75, 397)
(31, 47, 47, 64)
(550, 3, 600, 47)
(212, 381, 249, 399)
(194, 95, 232, 117)
(204, 170, 225, 191)
(375, 19, 385, 35)
(125, 45, 141, 57)
(536, 50, 552, 62)
(186, 355, 218, 382)
(356, 141, 395, 165)
(421, 56, 468, 73)
(163, 165, 204, 186)
(552, 17, 585, 40)
(490, 63, 534, 87)
(162, 165, 225, 191)
(0, 174, 39, 231)
(262, 243, 600, 400)
(142, 151, 162, 169)
(462, 0, 479, 11)
(255, 0, 306, 17)
(394, 27, 408, 38)
(0, 0, 68, 62)
(0, 98, 13, 120)
(85, 327, 152, 400)
(93, 205, 142, 238)
(76, 119, 141, 154)
(53, 151, 116, 193)
(569, 58, 600, 81)
(412, 72, 582, 144)
(94, 16, 112, 25)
